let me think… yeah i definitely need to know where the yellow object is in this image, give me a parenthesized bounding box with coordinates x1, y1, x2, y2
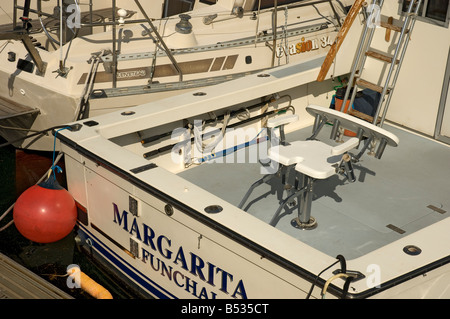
(321, 273, 351, 299)
(68, 268, 113, 299)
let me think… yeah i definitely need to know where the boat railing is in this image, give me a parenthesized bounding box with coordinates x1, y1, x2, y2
(10, 0, 345, 86)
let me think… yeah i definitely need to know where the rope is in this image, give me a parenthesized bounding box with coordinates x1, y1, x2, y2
(321, 273, 352, 299)
(0, 124, 72, 149)
(0, 219, 13, 232)
(0, 124, 41, 133)
(193, 112, 231, 154)
(50, 127, 71, 181)
(0, 151, 64, 232)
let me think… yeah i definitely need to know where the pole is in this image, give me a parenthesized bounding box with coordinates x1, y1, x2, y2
(316, 0, 365, 82)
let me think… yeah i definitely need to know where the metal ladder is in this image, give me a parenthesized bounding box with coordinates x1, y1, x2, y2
(340, 0, 422, 128)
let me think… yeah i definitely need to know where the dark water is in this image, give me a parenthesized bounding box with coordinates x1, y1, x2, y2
(0, 147, 140, 299)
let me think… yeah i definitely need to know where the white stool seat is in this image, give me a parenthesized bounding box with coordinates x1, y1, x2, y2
(241, 104, 399, 230)
(268, 138, 359, 179)
(267, 114, 299, 128)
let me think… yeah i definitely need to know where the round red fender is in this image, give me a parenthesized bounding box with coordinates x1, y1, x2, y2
(13, 179, 77, 243)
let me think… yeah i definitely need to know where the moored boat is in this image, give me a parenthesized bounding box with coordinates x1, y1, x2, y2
(22, 0, 450, 299)
(0, 0, 353, 151)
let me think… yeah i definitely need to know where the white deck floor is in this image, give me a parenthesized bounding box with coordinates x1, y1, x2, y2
(177, 123, 450, 260)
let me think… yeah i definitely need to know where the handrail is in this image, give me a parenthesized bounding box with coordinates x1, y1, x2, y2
(13, 0, 17, 30)
(15, 4, 150, 26)
(270, 0, 342, 26)
(269, 0, 343, 67)
(13, 0, 184, 83)
(271, 0, 277, 67)
(11, 0, 348, 83)
(112, 0, 117, 88)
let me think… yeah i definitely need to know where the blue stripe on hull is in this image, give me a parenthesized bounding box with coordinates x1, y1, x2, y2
(77, 223, 178, 299)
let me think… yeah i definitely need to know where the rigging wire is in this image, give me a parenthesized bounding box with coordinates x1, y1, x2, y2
(0, 125, 70, 231)
(0, 5, 13, 22)
(0, 151, 65, 232)
(0, 124, 75, 148)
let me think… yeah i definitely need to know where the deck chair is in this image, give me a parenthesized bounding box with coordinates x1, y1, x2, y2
(239, 104, 399, 230)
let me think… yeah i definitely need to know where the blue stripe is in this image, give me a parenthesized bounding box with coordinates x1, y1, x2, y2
(77, 223, 178, 299)
(201, 135, 268, 163)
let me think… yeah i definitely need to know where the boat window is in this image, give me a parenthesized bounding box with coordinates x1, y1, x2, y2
(199, 0, 217, 4)
(252, 0, 305, 11)
(400, 0, 449, 27)
(426, 0, 449, 21)
(163, 0, 196, 17)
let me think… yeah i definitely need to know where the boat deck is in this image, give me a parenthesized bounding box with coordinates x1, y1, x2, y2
(0, 252, 73, 299)
(177, 123, 450, 260)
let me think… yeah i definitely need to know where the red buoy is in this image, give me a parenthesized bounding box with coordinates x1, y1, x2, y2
(13, 179, 77, 243)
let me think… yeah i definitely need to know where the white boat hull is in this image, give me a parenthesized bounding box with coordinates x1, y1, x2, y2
(30, 0, 450, 299)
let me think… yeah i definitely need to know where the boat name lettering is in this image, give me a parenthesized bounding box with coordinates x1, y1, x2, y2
(113, 203, 248, 299)
(276, 36, 333, 58)
(116, 69, 147, 79)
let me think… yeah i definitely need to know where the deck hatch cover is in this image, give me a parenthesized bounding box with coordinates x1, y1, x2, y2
(130, 163, 157, 174)
(386, 224, 405, 234)
(427, 205, 446, 214)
